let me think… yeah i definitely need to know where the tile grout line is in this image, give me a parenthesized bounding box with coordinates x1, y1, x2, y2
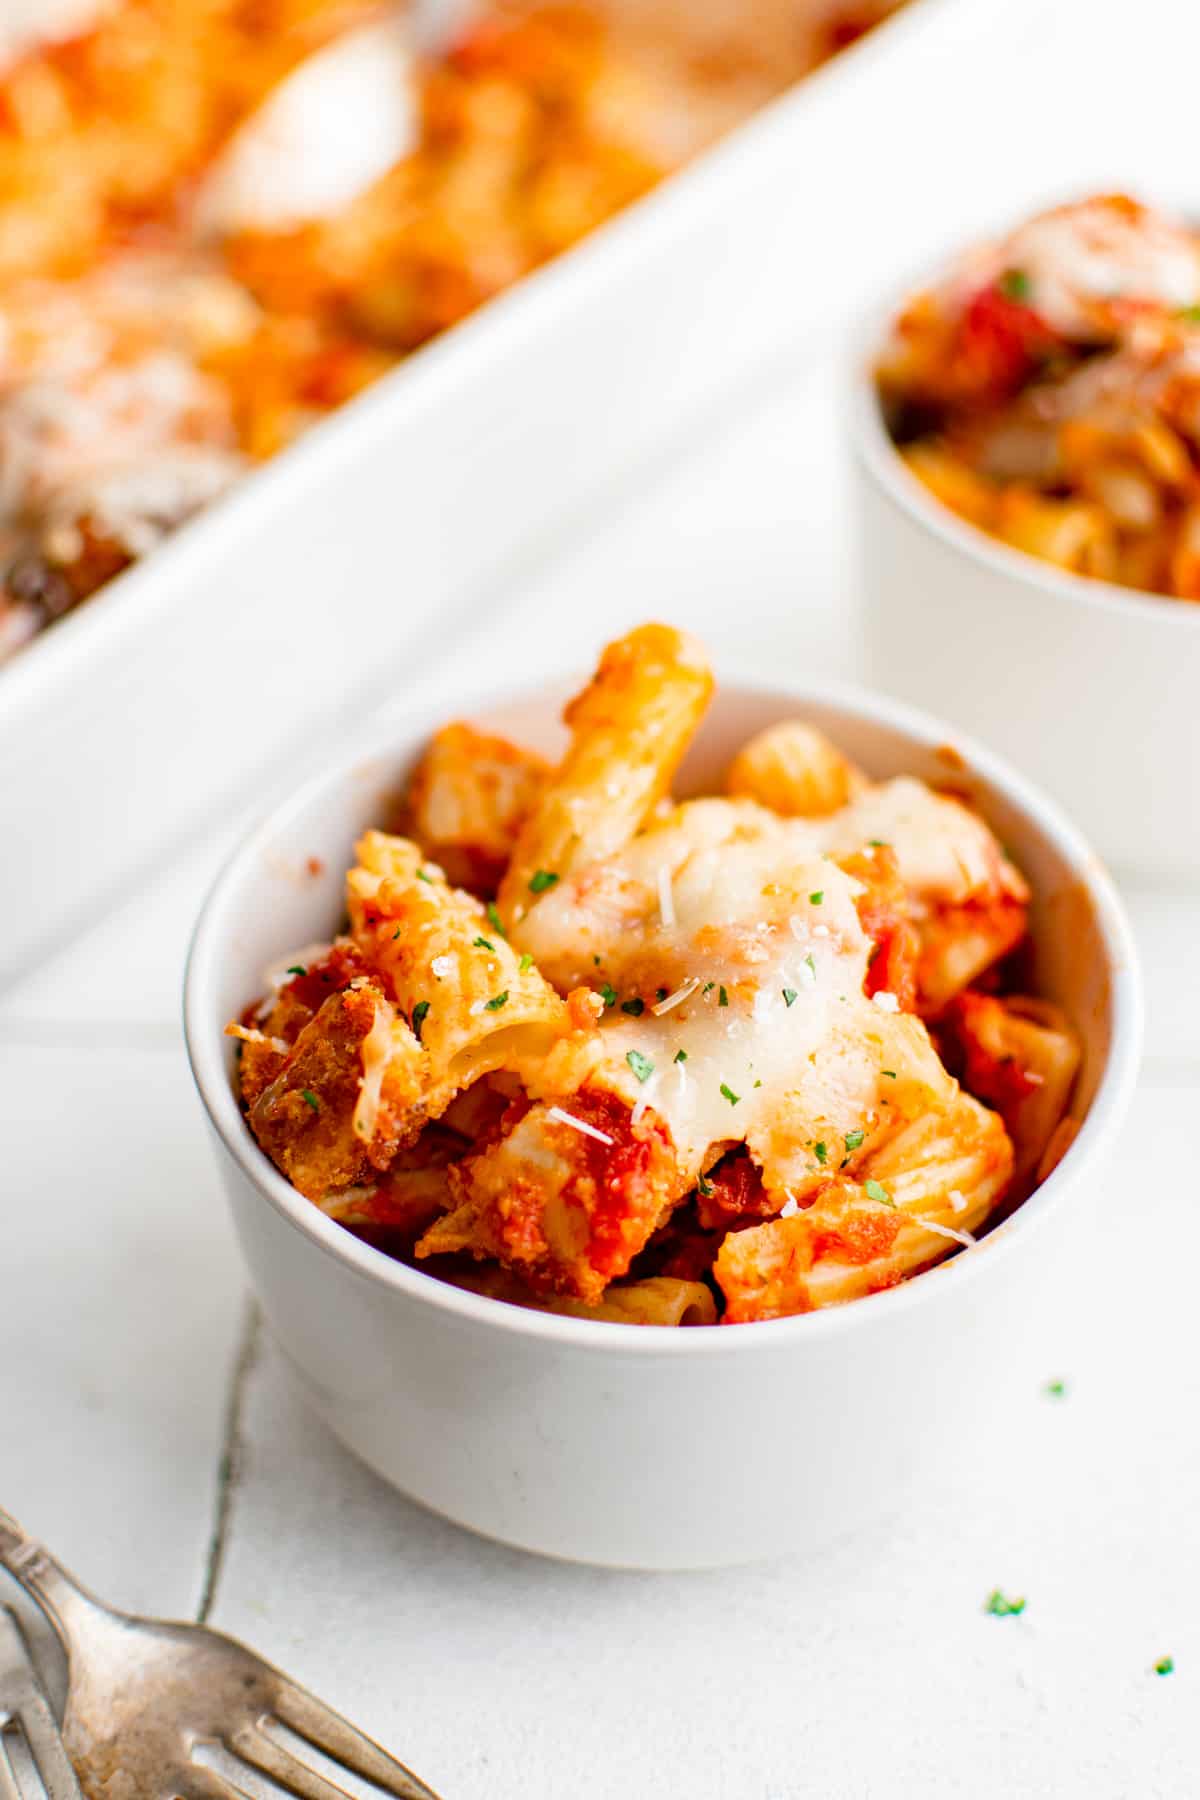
(195, 1298, 262, 1626)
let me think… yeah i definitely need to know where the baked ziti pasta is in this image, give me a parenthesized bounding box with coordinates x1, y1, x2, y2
(0, 0, 904, 665)
(878, 193, 1200, 602)
(230, 623, 1081, 1326)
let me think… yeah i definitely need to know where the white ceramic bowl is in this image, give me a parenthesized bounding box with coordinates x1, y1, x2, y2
(851, 328, 1200, 882)
(184, 672, 1141, 1568)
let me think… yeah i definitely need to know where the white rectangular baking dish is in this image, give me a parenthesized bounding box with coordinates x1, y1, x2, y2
(0, 0, 1046, 984)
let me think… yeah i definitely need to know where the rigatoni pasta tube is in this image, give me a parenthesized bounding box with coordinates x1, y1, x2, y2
(348, 830, 571, 1111)
(497, 623, 713, 929)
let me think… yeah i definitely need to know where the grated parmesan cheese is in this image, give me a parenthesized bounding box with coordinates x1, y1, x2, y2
(915, 1216, 977, 1249)
(652, 976, 700, 1016)
(547, 1106, 615, 1147)
(872, 990, 900, 1013)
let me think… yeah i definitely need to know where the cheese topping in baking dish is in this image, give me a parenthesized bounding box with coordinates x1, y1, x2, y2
(0, 0, 908, 665)
(230, 624, 1079, 1327)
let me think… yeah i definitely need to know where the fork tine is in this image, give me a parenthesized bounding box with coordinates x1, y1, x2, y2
(0, 1609, 82, 1800)
(177, 1771, 258, 1800)
(0, 1735, 24, 1800)
(230, 1726, 361, 1800)
(273, 1686, 443, 1800)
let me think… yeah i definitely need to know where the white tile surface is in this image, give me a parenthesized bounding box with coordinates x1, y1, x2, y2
(0, 1043, 244, 1618)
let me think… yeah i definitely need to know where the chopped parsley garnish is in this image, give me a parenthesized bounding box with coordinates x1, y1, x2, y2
(1154, 1656, 1175, 1676)
(814, 1142, 828, 1165)
(984, 1590, 1026, 1618)
(472, 935, 495, 951)
(600, 983, 618, 1008)
(411, 1000, 430, 1041)
(697, 1173, 714, 1197)
(622, 997, 646, 1017)
(864, 1178, 893, 1206)
(626, 1049, 654, 1083)
(754, 1079, 762, 1089)
(867, 839, 890, 849)
(657, 987, 669, 1002)
(286, 964, 307, 977)
(845, 1128, 865, 1152)
(782, 988, 798, 1008)
(882, 1069, 897, 1079)
(718, 985, 729, 1008)
(484, 991, 509, 1011)
(593, 954, 601, 966)
(300, 1089, 321, 1114)
(805, 954, 816, 978)
(1044, 1378, 1067, 1398)
(1177, 304, 1200, 323)
(674, 1049, 688, 1063)
(720, 1083, 740, 1105)
(519, 952, 534, 973)
(486, 902, 507, 938)
(702, 982, 715, 995)
(809, 891, 824, 905)
(416, 867, 433, 884)
(998, 267, 1031, 302)
(392, 928, 402, 940)
(528, 869, 560, 894)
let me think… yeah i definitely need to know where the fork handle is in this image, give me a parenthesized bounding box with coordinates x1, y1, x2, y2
(0, 1507, 102, 1647)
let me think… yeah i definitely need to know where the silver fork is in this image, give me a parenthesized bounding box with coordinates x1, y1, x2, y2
(0, 1508, 442, 1800)
(0, 1605, 83, 1799)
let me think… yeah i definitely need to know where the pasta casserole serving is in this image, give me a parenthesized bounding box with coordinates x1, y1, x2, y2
(877, 193, 1200, 601)
(229, 624, 1081, 1327)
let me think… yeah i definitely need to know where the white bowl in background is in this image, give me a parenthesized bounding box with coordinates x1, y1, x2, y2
(184, 673, 1141, 1568)
(851, 338, 1200, 881)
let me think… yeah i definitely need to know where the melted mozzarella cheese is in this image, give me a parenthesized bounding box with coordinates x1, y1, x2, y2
(958, 199, 1200, 343)
(196, 18, 417, 237)
(807, 778, 1027, 907)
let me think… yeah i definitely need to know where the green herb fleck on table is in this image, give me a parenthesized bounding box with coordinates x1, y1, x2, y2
(984, 1590, 1026, 1617)
(1154, 1656, 1175, 1676)
(1044, 1378, 1067, 1398)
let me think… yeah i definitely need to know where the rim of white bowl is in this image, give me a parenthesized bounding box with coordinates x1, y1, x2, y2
(849, 283, 1200, 631)
(184, 665, 1143, 1356)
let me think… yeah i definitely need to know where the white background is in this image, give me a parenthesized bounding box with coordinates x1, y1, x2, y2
(3, 0, 1199, 1793)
